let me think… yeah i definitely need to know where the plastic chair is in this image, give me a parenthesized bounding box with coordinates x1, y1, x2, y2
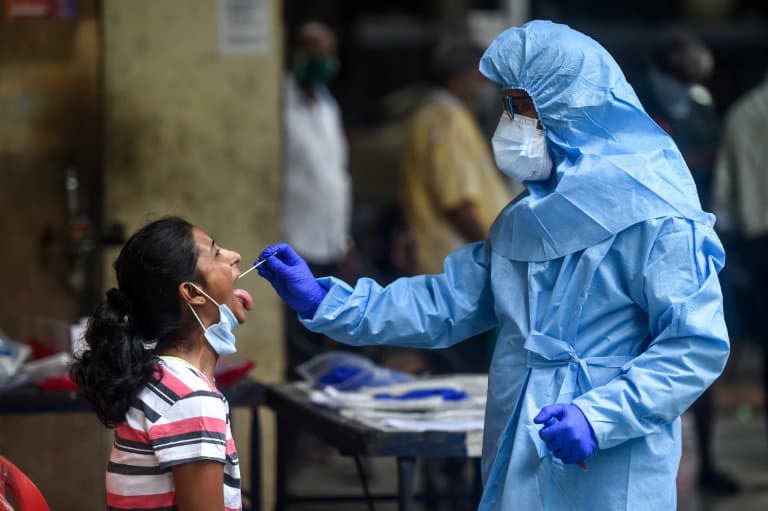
(0, 457, 50, 511)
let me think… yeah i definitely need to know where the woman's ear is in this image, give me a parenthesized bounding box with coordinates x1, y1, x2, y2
(179, 282, 206, 306)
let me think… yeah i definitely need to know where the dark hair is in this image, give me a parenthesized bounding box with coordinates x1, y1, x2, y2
(651, 30, 714, 84)
(70, 216, 199, 428)
(428, 38, 484, 86)
(285, 20, 336, 69)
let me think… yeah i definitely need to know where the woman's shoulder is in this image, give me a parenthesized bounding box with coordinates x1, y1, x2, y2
(155, 356, 220, 396)
(132, 357, 222, 420)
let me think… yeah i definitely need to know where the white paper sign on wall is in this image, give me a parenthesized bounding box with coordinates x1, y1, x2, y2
(219, 0, 271, 54)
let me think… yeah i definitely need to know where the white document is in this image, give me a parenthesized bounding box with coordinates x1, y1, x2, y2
(219, 0, 271, 54)
(306, 375, 489, 435)
(381, 418, 484, 432)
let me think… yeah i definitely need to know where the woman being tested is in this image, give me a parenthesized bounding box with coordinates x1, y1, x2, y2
(71, 217, 252, 511)
(258, 21, 729, 510)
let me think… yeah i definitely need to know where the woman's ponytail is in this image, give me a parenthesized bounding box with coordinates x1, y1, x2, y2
(71, 288, 156, 428)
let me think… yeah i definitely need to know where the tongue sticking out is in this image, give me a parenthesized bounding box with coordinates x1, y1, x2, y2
(233, 289, 253, 311)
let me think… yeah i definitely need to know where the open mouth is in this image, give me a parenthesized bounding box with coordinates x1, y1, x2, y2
(233, 288, 253, 311)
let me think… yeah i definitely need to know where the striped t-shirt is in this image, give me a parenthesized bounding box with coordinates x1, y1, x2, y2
(106, 356, 241, 510)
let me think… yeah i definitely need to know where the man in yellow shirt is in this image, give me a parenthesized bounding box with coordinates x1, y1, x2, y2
(399, 39, 522, 498)
(401, 39, 520, 276)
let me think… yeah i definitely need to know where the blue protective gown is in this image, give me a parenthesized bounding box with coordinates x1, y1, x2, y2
(302, 21, 729, 510)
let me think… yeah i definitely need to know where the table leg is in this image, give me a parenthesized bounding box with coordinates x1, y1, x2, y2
(250, 405, 261, 511)
(397, 456, 416, 511)
(353, 455, 375, 511)
(472, 457, 483, 506)
(274, 418, 289, 511)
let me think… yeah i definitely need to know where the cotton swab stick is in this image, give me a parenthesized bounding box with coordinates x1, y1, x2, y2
(237, 254, 274, 280)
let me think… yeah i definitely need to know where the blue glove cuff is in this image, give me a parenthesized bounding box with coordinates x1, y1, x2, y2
(297, 278, 329, 319)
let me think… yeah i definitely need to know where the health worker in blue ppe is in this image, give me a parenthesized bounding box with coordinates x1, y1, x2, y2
(258, 20, 730, 511)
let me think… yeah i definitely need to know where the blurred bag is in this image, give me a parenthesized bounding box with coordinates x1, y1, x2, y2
(0, 330, 31, 384)
(297, 351, 413, 391)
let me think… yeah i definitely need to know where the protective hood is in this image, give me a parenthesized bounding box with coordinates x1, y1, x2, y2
(480, 20, 713, 261)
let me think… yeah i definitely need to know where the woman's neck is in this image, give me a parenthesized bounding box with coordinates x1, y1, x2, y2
(158, 335, 218, 382)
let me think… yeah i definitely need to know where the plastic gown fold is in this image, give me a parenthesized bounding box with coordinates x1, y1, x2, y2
(301, 20, 729, 511)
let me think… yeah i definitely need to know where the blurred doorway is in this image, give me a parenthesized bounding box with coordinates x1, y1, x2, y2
(0, 0, 103, 341)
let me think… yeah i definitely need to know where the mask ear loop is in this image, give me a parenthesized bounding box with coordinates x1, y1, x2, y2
(187, 282, 222, 307)
(186, 282, 221, 333)
(188, 302, 208, 333)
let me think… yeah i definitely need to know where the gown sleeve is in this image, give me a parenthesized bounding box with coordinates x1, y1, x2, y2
(573, 218, 730, 449)
(300, 241, 498, 349)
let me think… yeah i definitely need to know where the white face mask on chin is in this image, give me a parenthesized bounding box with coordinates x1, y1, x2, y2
(492, 114, 553, 183)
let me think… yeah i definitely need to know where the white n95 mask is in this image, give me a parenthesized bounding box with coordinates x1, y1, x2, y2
(492, 114, 553, 182)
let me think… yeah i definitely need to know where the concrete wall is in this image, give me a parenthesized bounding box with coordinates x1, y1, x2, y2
(0, 3, 100, 340)
(101, 0, 284, 508)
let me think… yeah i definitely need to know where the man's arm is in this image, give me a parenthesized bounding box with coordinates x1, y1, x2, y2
(302, 241, 498, 349)
(446, 200, 486, 242)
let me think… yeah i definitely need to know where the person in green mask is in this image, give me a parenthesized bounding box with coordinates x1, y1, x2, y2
(290, 21, 341, 95)
(283, 17, 351, 379)
(281, 18, 355, 482)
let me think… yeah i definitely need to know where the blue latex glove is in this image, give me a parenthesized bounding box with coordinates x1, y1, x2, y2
(374, 388, 468, 401)
(316, 365, 362, 386)
(534, 403, 597, 465)
(257, 243, 328, 318)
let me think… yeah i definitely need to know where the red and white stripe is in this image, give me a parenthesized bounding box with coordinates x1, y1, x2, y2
(106, 356, 241, 510)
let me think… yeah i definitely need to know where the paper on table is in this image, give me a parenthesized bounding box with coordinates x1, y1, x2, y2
(308, 374, 488, 412)
(381, 418, 484, 432)
(337, 399, 486, 433)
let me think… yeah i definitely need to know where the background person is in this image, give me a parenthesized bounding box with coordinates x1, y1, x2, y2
(636, 30, 719, 210)
(401, 38, 516, 278)
(280, 19, 358, 489)
(635, 30, 740, 494)
(399, 40, 520, 504)
(282, 21, 353, 374)
(714, 75, 768, 442)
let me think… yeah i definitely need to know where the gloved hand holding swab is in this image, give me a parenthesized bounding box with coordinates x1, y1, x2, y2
(238, 253, 275, 280)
